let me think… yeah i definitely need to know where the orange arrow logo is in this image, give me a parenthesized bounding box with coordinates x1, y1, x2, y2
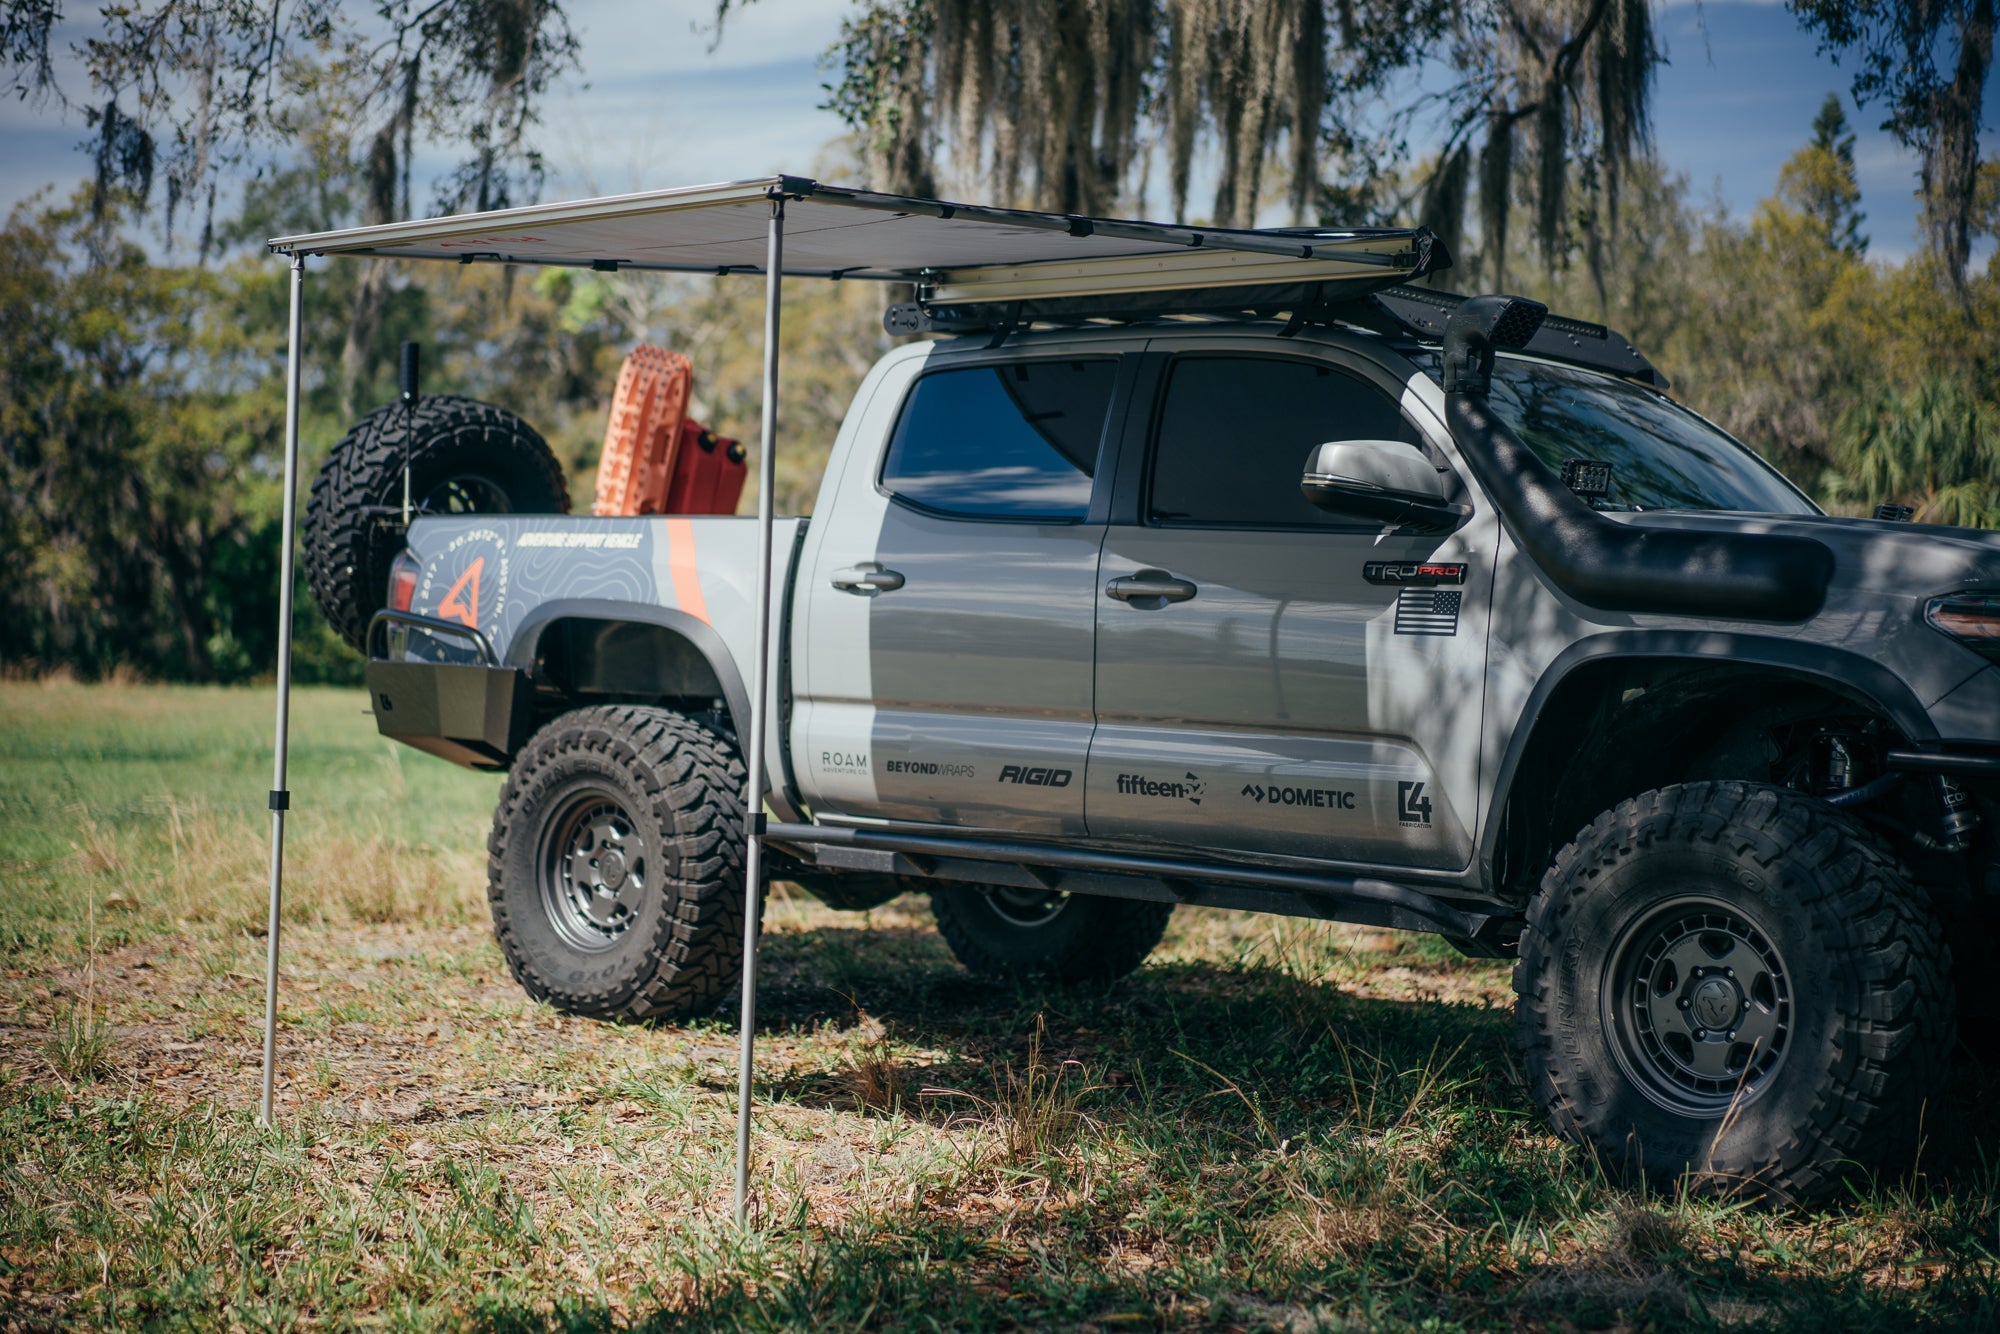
(438, 557, 484, 629)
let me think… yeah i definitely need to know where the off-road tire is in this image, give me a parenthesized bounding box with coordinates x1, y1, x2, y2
(1514, 780, 1954, 1200)
(303, 394, 568, 652)
(930, 886, 1172, 983)
(488, 706, 747, 1020)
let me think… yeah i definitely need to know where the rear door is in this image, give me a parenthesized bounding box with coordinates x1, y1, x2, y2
(794, 340, 1137, 836)
(1085, 338, 1495, 869)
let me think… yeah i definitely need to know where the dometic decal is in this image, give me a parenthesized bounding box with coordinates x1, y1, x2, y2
(1398, 780, 1434, 826)
(1116, 772, 1206, 805)
(416, 527, 509, 631)
(885, 759, 976, 778)
(998, 765, 1072, 787)
(1241, 783, 1356, 809)
(1394, 588, 1462, 636)
(1364, 561, 1468, 585)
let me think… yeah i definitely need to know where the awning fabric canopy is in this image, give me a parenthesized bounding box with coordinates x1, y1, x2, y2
(267, 175, 1437, 300)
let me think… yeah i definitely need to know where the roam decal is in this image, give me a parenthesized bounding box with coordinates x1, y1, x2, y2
(820, 751, 870, 773)
(1241, 783, 1356, 809)
(1116, 772, 1205, 804)
(997, 765, 1072, 787)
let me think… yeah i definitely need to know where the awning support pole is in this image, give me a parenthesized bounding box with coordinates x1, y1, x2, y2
(260, 252, 307, 1127)
(733, 196, 785, 1226)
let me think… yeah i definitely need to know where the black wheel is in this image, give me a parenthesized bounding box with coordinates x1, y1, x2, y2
(929, 885, 1172, 983)
(1515, 781, 1954, 1200)
(488, 705, 746, 1020)
(303, 394, 569, 652)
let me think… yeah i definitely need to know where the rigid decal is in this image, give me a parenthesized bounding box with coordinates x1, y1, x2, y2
(1116, 772, 1205, 805)
(1393, 588, 1462, 636)
(1398, 780, 1434, 826)
(1242, 783, 1356, 810)
(1364, 561, 1467, 585)
(998, 765, 1072, 787)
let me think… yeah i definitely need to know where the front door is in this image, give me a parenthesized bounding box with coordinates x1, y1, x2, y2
(795, 345, 1131, 836)
(1086, 343, 1494, 870)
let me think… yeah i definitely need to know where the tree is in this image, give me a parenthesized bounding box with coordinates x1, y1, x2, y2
(1789, 0, 1994, 301)
(813, 0, 1658, 291)
(1, 1, 584, 411)
(1791, 93, 1868, 256)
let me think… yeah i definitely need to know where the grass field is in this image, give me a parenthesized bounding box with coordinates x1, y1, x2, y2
(2, 681, 1998, 1331)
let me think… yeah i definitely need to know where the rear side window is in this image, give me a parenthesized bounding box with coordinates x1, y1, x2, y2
(881, 359, 1116, 520)
(1149, 355, 1425, 528)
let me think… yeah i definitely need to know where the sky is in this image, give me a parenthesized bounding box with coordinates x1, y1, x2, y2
(1, 0, 1994, 264)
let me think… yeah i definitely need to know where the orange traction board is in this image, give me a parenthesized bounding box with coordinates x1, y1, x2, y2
(592, 345, 692, 516)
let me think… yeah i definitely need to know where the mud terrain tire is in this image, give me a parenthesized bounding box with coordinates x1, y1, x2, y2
(304, 394, 568, 652)
(930, 886, 1172, 983)
(489, 706, 746, 1020)
(1515, 780, 1953, 1200)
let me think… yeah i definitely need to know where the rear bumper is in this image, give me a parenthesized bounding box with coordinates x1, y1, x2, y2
(365, 611, 531, 771)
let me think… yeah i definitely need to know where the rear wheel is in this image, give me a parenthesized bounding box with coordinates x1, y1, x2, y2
(1514, 780, 1954, 1200)
(303, 394, 568, 652)
(488, 705, 746, 1020)
(930, 885, 1172, 982)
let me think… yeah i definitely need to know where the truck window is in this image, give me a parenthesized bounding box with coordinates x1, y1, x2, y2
(880, 359, 1115, 520)
(1148, 355, 1424, 529)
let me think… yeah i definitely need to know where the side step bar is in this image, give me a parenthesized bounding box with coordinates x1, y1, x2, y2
(764, 822, 1521, 956)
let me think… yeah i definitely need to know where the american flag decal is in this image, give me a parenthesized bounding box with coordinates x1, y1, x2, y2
(1395, 588, 1462, 636)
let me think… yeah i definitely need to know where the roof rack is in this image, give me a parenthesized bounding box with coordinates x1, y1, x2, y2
(891, 271, 1669, 391)
(1349, 286, 1669, 390)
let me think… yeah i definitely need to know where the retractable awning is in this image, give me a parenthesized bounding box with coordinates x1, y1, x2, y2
(267, 175, 1438, 300)
(256, 175, 1441, 1229)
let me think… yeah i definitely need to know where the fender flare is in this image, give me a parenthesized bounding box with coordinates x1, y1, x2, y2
(504, 598, 801, 819)
(1480, 630, 1938, 887)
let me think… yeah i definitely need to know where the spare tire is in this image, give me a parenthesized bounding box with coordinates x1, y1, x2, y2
(303, 395, 569, 652)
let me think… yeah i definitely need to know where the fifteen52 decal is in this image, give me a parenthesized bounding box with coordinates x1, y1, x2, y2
(417, 527, 511, 631)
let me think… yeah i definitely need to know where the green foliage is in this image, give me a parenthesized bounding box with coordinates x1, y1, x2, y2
(0, 190, 287, 681)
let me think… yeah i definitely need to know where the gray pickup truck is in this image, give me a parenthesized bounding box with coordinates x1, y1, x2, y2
(336, 285, 1999, 1199)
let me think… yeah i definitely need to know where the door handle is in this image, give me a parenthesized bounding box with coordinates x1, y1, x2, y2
(1105, 569, 1196, 607)
(830, 562, 905, 594)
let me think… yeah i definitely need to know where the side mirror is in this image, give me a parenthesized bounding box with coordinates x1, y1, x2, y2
(1300, 439, 1465, 533)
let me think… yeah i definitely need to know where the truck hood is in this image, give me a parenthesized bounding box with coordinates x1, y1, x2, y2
(1612, 511, 2000, 597)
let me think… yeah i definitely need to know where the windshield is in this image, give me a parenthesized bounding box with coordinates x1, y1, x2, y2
(1478, 358, 1818, 515)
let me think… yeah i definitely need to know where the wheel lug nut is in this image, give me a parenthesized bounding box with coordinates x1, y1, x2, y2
(1728, 1031, 1738, 1041)
(1693, 1029, 1706, 1040)
(1679, 998, 1689, 1008)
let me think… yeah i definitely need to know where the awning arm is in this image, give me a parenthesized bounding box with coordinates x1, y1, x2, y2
(260, 253, 307, 1126)
(733, 194, 785, 1227)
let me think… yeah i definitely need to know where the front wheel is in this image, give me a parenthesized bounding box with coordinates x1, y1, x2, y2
(1514, 781, 1954, 1200)
(930, 886, 1172, 983)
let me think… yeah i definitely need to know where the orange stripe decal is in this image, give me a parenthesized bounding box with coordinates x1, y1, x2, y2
(665, 518, 710, 624)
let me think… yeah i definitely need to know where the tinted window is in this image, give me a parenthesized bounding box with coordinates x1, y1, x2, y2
(1149, 356, 1424, 528)
(881, 360, 1116, 520)
(1484, 359, 1816, 514)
